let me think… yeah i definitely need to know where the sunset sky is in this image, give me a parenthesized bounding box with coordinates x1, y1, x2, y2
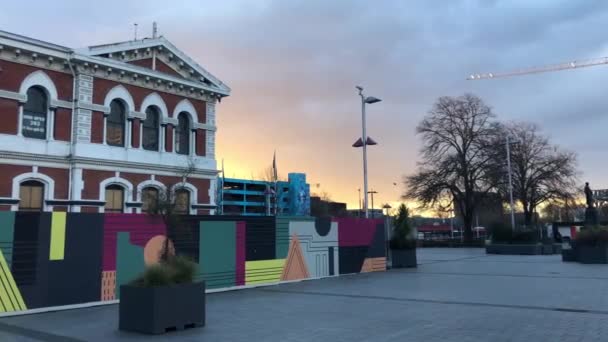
(2, 1, 608, 211)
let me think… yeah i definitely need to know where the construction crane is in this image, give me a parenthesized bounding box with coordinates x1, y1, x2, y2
(467, 56, 608, 80)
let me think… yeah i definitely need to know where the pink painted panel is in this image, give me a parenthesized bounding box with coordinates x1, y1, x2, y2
(336, 217, 383, 247)
(235, 221, 246, 286)
(102, 214, 166, 271)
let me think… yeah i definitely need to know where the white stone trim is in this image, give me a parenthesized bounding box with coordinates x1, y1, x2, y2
(136, 179, 166, 201)
(0, 89, 26, 102)
(12, 171, 55, 211)
(19, 70, 58, 100)
(172, 99, 198, 124)
(98, 176, 134, 213)
(50, 99, 72, 109)
(140, 93, 169, 120)
(103, 85, 135, 112)
(80, 103, 110, 113)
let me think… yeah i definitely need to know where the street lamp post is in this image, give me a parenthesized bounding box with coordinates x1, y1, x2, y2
(506, 135, 517, 231)
(368, 190, 378, 218)
(354, 86, 381, 218)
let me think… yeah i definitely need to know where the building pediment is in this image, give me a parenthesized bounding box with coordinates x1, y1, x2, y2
(79, 37, 230, 95)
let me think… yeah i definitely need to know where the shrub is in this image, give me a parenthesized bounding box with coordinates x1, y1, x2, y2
(167, 255, 196, 284)
(131, 255, 197, 287)
(574, 226, 608, 247)
(490, 222, 538, 244)
(390, 204, 416, 250)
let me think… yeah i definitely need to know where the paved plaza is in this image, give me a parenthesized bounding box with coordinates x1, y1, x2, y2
(1, 248, 608, 341)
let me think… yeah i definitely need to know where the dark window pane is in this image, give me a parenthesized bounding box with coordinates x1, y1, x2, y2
(105, 185, 124, 213)
(176, 112, 190, 155)
(143, 107, 159, 151)
(22, 87, 47, 139)
(142, 187, 159, 212)
(19, 181, 44, 211)
(107, 100, 125, 146)
(174, 189, 190, 214)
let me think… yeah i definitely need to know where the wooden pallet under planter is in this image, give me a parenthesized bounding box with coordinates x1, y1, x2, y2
(391, 249, 417, 268)
(119, 281, 206, 334)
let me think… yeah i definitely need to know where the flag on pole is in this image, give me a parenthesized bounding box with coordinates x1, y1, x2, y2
(272, 151, 278, 183)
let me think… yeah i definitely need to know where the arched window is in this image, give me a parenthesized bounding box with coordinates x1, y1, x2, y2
(142, 107, 160, 151)
(105, 185, 124, 213)
(174, 188, 190, 214)
(19, 180, 44, 211)
(23, 87, 48, 139)
(142, 187, 159, 212)
(107, 100, 126, 147)
(175, 112, 190, 155)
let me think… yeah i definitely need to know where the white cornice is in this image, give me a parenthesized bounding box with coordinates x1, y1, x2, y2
(0, 90, 26, 102)
(74, 54, 229, 96)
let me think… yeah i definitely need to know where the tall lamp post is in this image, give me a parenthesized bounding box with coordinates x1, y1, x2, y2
(353, 86, 381, 218)
(505, 135, 519, 231)
(368, 190, 378, 218)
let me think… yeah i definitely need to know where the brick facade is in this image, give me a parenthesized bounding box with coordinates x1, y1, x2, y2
(0, 30, 226, 213)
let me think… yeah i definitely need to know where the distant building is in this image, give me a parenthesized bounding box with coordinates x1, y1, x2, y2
(310, 197, 347, 217)
(218, 173, 310, 216)
(346, 209, 384, 218)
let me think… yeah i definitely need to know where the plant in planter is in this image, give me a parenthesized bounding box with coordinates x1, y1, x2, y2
(389, 204, 417, 268)
(486, 222, 544, 255)
(119, 161, 206, 334)
(571, 226, 608, 264)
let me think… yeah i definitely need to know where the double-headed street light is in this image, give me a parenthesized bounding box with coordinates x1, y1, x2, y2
(353, 86, 381, 218)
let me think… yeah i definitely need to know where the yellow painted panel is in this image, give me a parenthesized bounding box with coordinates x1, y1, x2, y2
(0, 250, 25, 311)
(245, 259, 286, 285)
(50, 212, 66, 260)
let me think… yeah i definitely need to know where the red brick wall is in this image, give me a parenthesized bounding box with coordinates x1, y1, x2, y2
(54, 108, 71, 141)
(131, 118, 140, 148)
(38, 167, 69, 199)
(91, 111, 104, 143)
(0, 165, 32, 197)
(82, 169, 114, 200)
(165, 125, 173, 152)
(0, 205, 12, 211)
(0, 60, 73, 100)
(53, 206, 68, 212)
(80, 206, 99, 213)
(0, 98, 19, 134)
(189, 178, 210, 203)
(92, 78, 206, 122)
(195, 129, 206, 156)
(128, 59, 182, 78)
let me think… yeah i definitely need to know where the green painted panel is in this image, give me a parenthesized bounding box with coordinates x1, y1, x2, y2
(275, 217, 289, 259)
(0, 212, 15, 267)
(199, 221, 236, 289)
(115, 232, 144, 299)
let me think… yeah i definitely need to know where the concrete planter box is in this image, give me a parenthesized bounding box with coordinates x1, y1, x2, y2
(119, 281, 206, 334)
(391, 249, 417, 268)
(541, 244, 554, 255)
(561, 248, 577, 262)
(486, 244, 542, 255)
(553, 244, 562, 254)
(577, 246, 608, 264)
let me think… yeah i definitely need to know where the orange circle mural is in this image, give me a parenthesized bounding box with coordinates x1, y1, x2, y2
(144, 235, 175, 265)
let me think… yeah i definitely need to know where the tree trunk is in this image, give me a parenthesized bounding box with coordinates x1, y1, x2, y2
(523, 207, 532, 227)
(463, 214, 473, 243)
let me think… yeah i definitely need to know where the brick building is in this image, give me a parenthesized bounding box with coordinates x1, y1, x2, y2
(0, 30, 230, 213)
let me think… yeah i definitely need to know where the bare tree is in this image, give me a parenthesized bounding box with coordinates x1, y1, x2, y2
(404, 94, 499, 242)
(258, 165, 285, 182)
(491, 122, 579, 226)
(146, 159, 197, 262)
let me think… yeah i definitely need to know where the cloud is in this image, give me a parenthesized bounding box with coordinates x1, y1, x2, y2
(2, 0, 607, 209)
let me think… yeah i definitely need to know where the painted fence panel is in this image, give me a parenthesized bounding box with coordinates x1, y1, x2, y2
(0, 212, 386, 314)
